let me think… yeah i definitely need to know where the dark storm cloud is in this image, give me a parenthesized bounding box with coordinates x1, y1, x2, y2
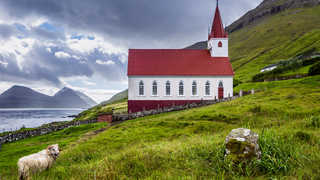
(0, 42, 127, 87)
(0, 0, 262, 48)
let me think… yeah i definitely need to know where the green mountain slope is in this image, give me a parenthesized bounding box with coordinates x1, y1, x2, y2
(187, 2, 320, 82)
(230, 5, 320, 82)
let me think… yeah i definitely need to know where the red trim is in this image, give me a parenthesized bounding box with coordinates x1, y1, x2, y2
(128, 100, 204, 113)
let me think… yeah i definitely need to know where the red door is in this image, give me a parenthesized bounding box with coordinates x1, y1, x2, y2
(218, 87, 224, 99)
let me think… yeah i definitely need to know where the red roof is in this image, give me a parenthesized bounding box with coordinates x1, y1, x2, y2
(128, 49, 234, 76)
(209, 2, 228, 39)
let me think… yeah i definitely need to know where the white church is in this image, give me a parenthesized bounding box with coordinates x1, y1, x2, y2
(127, 1, 234, 113)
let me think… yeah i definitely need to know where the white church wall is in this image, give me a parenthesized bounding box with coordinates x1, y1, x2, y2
(208, 38, 228, 57)
(128, 76, 233, 101)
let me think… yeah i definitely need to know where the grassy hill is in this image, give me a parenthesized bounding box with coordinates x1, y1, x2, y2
(187, 3, 320, 82)
(1, 75, 319, 179)
(1, 0, 320, 179)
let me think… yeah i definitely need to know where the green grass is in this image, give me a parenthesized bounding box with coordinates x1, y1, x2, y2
(0, 76, 317, 179)
(74, 99, 128, 121)
(0, 123, 107, 179)
(230, 5, 320, 82)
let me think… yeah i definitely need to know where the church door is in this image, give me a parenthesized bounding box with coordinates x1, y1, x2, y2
(218, 81, 224, 99)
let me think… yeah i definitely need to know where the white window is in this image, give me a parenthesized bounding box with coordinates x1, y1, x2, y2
(205, 81, 211, 96)
(192, 81, 197, 96)
(139, 81, 144, 96)
(179, 81, 184, 96)
(165, 81, 171, 96)
(152, 81, 158, 96)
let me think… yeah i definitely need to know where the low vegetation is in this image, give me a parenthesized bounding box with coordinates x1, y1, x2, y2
(252, 52, 320, 82)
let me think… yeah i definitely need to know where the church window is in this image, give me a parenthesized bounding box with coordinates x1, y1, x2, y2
(166, 81, 171, 96)
(218, 41, 223, 47)
(152, 81, 158, 96)
(192, 81, 197, 96)
(219, 81, 224, 88)
(179, 81, 184, 96)
(205, 81, 211, 96)
(139, 81, 144, 96)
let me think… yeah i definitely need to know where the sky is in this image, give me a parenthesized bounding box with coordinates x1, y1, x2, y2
(0, 0, 263, 103)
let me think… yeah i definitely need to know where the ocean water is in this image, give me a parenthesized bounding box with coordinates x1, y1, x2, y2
(0, 109, 84, 133)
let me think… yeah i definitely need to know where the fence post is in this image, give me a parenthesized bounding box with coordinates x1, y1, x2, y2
(240, 90, 243, 97)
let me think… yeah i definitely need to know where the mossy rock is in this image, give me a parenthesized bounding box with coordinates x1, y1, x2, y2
(225, 128, 261, 163)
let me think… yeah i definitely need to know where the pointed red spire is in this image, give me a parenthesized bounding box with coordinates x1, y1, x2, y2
(209, 0, 228, 39)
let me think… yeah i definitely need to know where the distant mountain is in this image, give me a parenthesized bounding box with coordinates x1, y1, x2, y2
(0, 86, 97, 108)
(100, 89, 128, 106)
(53, 87, 97, 108)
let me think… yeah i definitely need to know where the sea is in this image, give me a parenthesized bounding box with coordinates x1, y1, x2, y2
(0, 109, 84, 133)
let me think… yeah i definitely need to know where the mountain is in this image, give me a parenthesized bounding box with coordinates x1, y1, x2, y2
(0, 85, 52, 108)
(100, 89, 128, 106)
(53, 87, 97, 108)
(186, 0, 320, 82)
(0, 86, 97, 108)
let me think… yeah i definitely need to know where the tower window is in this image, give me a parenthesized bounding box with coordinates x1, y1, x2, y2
(205, 81, 211, 96)
(165, 81, 171, 96)
(192, 81, 197, 96)
(179, 81, 184, 96)
(152, 81, 158, 96)
(218, 41, 223, 47)
(139, 81, 144, 96)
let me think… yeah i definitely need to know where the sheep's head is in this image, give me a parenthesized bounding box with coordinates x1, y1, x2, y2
(47, 144, 60, 160)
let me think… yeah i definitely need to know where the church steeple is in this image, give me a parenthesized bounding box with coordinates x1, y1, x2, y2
(209, 0, 228, 39)
(208, 0, 229, 58)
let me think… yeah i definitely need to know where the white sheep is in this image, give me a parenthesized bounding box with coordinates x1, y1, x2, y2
(17, 144, 60, 180)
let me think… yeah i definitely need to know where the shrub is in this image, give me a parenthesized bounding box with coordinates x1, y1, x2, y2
(294, 131, 311, 142)
(308, 62, 320, 76)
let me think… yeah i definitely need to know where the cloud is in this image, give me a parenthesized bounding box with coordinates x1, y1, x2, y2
(55, 51, 71, 59)
(0, 0, 263, 100)
(96, 59, 115, 66)
(0, 0, 263, 48)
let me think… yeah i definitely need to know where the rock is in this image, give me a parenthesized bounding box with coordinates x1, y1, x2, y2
(225, 128, 261, 162)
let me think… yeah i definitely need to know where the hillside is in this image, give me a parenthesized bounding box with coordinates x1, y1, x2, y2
(0, 86, 97, 108)
(187, 0, 320, 82)
(1, 75, 320, 179)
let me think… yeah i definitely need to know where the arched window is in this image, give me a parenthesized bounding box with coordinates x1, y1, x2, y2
(205, 81, 210, 96)
(152, 81, 158, 96)
(219, 81, 224, 88)
(165, 81, 171, 96)
(218, 41, 223, 48)
(179, 81, 184, 96)
(192, 81, 197, 96)
(139, 81, 144, 96)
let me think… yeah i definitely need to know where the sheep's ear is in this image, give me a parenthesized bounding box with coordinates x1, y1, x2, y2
(47, 145, 54, 150)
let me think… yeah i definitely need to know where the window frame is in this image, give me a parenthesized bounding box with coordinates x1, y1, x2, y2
(138, 80, 145, 96)
(192, 81, 198, 96)
(205, 81, 211, 96)
(165, 81, 171, 96)
(178, 81, 184, 96)
(152, 80, 158, 96)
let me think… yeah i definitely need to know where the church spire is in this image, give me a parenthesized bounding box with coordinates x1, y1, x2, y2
(209, 0, 227, 39)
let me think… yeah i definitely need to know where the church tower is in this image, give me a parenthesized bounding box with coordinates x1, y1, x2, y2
(208, 0, 228, 57)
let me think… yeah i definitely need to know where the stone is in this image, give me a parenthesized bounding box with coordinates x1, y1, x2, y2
(225, 128, 261, 162)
